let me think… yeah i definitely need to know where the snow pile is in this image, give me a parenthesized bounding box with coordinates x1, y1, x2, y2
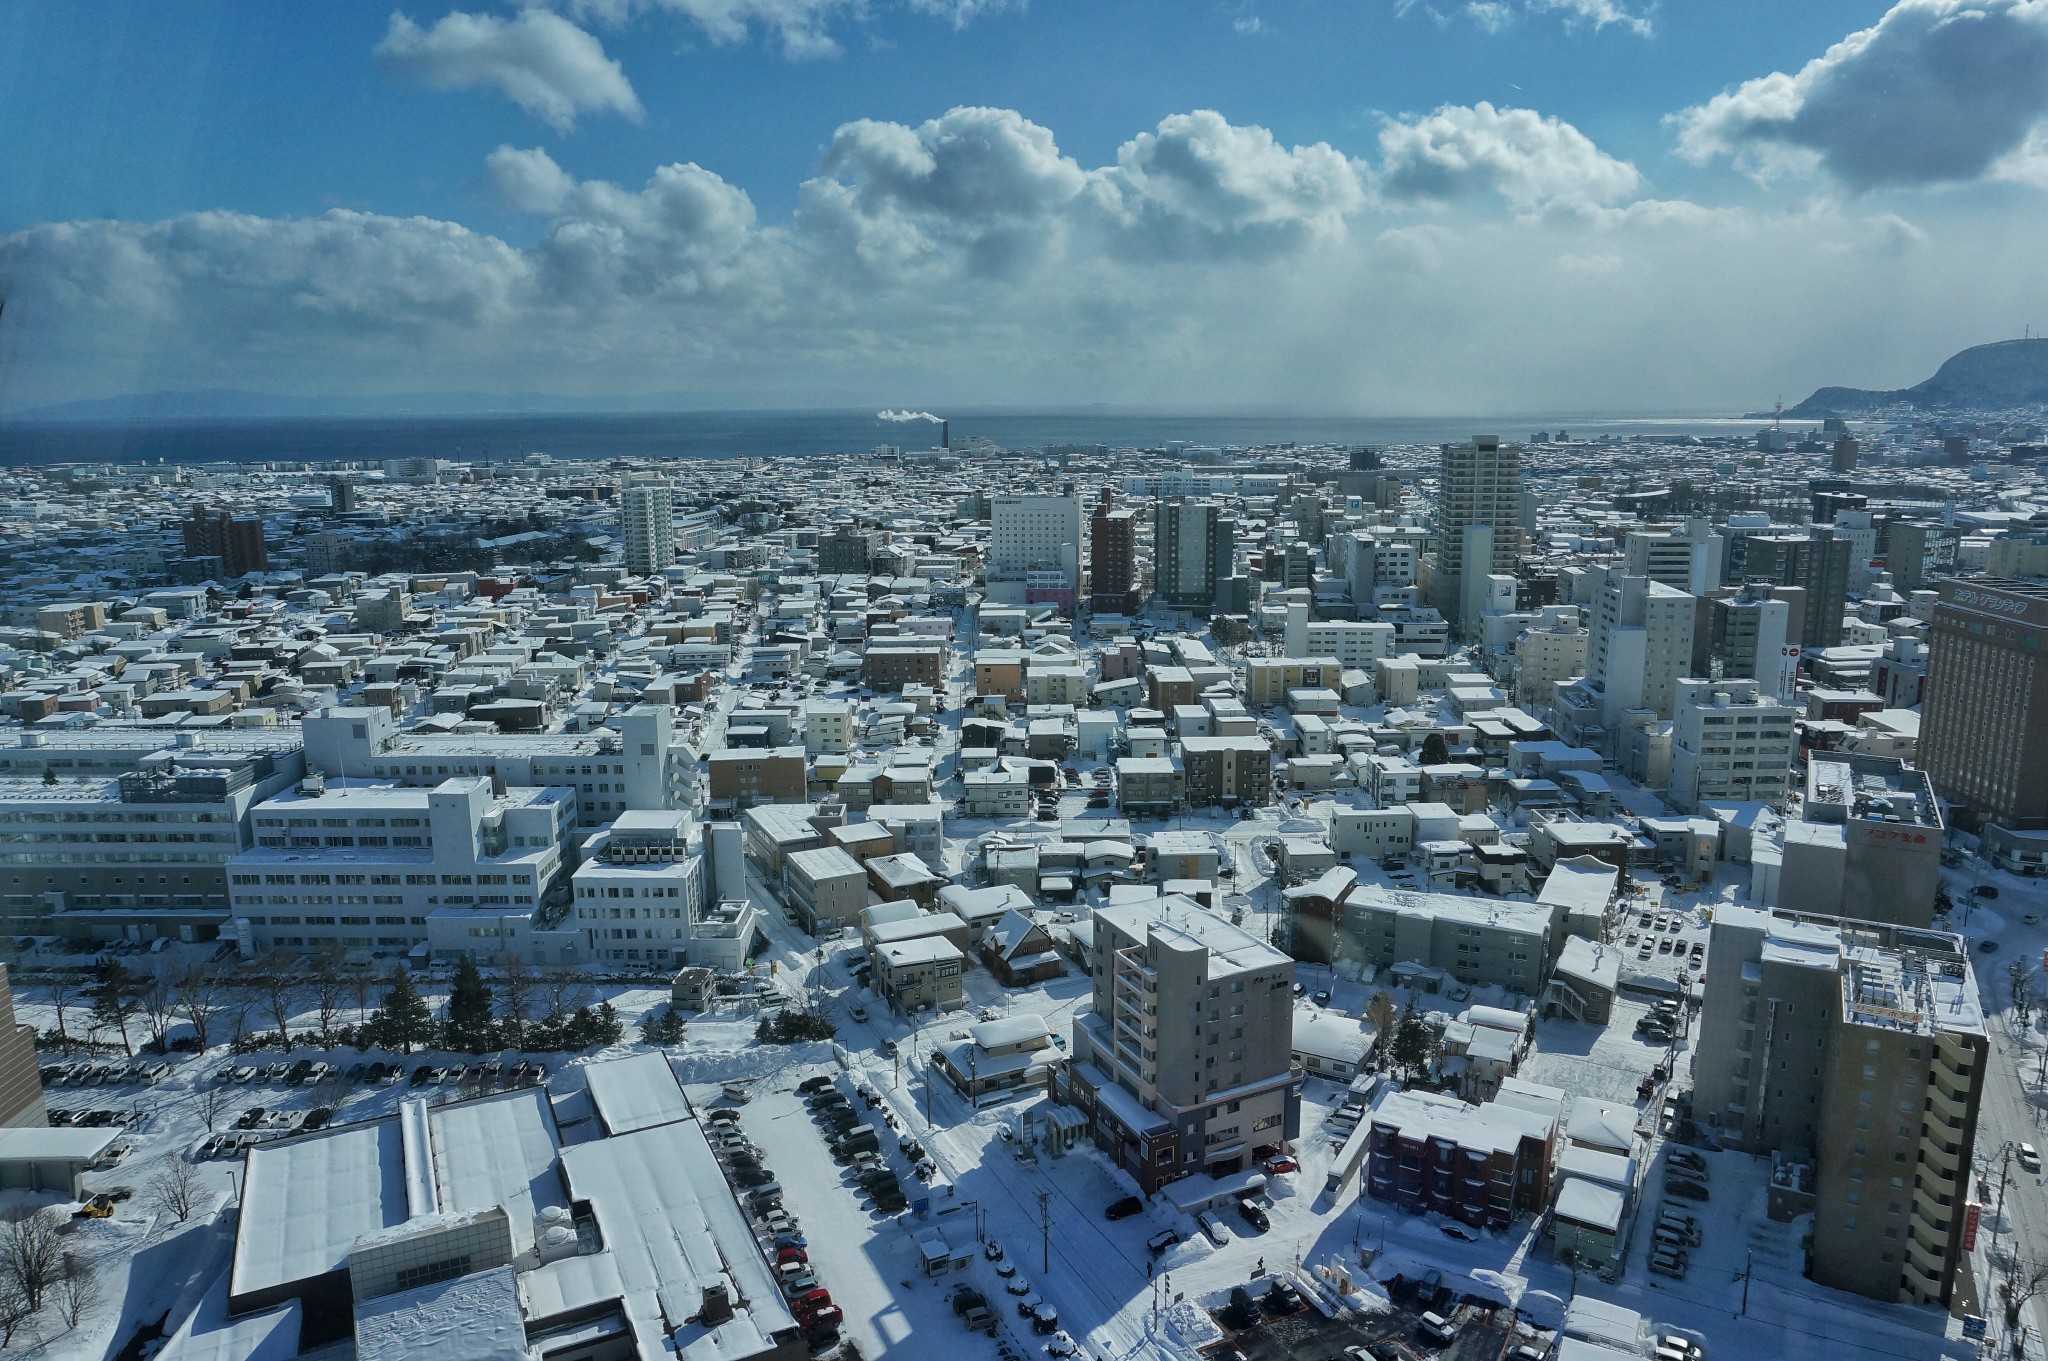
(1519, 1289, 1567, 1329)
(668, 1038, 838, 1085)
(1161, 1298, 1222, 1348)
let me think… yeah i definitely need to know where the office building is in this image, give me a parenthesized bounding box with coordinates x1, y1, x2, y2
(1691, 907, 1983, 1306)
(1623, 521, 1720, 596)
(0, 964, 44, 1129)
(571, 812, 761, 971)
(1831, 435, 1861, 472)
(1666, 678, 1799, 811)
(817, 526, 880, 575)
(620, 478, 676, 577)
(303, 705, 685, 829)
(1152, 498, 1236, 612)
(1088, 488, 1139, 615)
(228, 775, 578, 962)
(1433, 435, 1522, 632)
(181, 506, 269, 577)
(0, 737, 305, 941)
(1919, 578, 2048, 830)
(1698, 582, 1802, 700)
(1062, 898, 1299, 1192)
(1775, 754, 1943, 927)
(1748, 529, 1852, 650)
(988, 492, 1081, 612)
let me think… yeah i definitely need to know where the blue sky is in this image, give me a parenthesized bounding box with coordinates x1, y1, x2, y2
(3, 0, 2046, 414)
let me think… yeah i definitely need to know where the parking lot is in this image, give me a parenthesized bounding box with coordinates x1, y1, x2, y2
(1205, 1280, 1519, 1361)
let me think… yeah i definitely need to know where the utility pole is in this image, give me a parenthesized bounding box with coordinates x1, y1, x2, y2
(1740, 1248, 1753, 1317)
(1037, 1189, 1052, 1274)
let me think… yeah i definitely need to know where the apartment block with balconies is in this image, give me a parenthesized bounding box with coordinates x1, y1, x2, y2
(1693, 905, 1985, 1307)
(1062, 897, 1299, 1192)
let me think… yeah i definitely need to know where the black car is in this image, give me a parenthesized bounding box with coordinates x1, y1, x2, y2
(1104, 1195, 1143, 1221)
(1237, 1199, 1270, 1232)
(1146, 1228, 1180, 1255)
(798, 1076, 835, 1094)
(1666, 1178, 1710, 1202)
(305, 1107, 334, 1131)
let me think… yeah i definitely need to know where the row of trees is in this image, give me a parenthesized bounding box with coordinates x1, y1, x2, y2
(38, 952, 621, 1059)
(1365, 990, 1446, 1083)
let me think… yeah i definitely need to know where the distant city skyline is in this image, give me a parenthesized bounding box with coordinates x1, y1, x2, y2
(4, 1, 2048, 415)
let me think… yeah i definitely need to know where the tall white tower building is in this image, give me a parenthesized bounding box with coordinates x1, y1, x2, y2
(621, 479, 675, 577)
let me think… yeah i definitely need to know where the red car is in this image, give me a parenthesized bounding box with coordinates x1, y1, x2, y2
(776, 1245, 808, 1266)
(1262, 1154, 1299, 1176)
(792, 1287, 834, 1316)
(800, 1302, 845, 1330)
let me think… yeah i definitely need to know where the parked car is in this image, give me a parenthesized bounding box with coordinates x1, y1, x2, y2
(1237, 1199, 1270, 1232)
(1198, 1211, 1230, 1246)
(1104, 1195, 1143, 1221)
(1262, 1153, 1298, 1175)
(2020, 1143, 2041, 1173)
(1665, 1178, 1710, 1202)
(1146, 1228, 1180, 1255)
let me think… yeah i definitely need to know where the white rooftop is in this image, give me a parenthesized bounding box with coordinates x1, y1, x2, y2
(232, 1117, 410, 1300)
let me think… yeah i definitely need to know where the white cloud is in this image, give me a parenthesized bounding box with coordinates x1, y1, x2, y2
(376, 9, 641, 130)
(1376, 101, 1642, 212)
(1394, 0, 1652, 37)
(1672, 0, 2048, 189)
(569, 0, 1021, 60)
(0, 105, 2018, 417)
(1091, 111, 1369, 258)
(489, 145, 577, 213)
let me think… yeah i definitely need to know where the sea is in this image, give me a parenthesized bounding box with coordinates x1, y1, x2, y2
(0, 409, 1772, 468)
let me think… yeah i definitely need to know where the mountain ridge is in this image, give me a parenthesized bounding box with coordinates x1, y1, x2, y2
(1787, 338, 2048, 417)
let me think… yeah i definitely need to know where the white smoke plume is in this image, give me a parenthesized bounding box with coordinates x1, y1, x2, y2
(876, 409, 943, 422)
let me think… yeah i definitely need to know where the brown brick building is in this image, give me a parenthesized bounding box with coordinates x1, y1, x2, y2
(1920, 578, 2048, 829)
(0, 964, 46, 1129)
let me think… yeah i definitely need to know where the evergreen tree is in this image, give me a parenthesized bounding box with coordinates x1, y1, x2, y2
(373, 966, 434, 1055)
(1418, 732, 1451, 767)
(443, 956, 496, 1053)
(90, 960, 138, 1056)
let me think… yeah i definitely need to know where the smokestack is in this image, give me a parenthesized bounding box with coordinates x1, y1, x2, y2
(940, 419, 950, 449)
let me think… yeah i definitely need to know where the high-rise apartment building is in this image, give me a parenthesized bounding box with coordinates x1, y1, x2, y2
(1586, 573, 1696, 720)
(1748, 529, 1852, 650)
(620, 479, 676, 577)
(988, 492, 1081, 613)
(1692, 907, 1984, 1307)
(1919, 578, 2048, 829)
(1088, 489, 1139, 615)
(181, 506, 269, 577)
(817, 526, 880, 575)
(1433, 435, 1522, 631)
(1152, 499, 1236, 612)
(1063, 899, 1298, 1192)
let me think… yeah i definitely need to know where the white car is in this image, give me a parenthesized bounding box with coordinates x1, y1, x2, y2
(1198, 1210, 1230, 1246)
(2020, 1143, 2040, 1173)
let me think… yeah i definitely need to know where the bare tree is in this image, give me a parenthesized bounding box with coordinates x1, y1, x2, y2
(196, 1081, 234, 1134)
(0, 1271, 34, 1349)
(221, 987, 256, 1050)
(144, 1160, 202, 1224)
(175, 961, 228, 1052)
(255, 950, 301, 1047)
(498, 955, 537, 1047)
(540, 963, 585, 1020)
(306, 946, 351, 1047)
(0, 1205, 63, 1314)
(137, 965, 179, 1053)
(44, 973, 85, 1052)
(351, 968, 376, 1028)
(52, 1254, 99, 1330)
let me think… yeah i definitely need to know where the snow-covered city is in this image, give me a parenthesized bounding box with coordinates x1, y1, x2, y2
(0, 409, 2044, 1361)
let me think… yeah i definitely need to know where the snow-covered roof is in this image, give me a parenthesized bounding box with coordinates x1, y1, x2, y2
(559, 1113, 797, 1361)
(1553, 937, 1622, 993)
(1536, 856, 1618, 913)
(585, 1051, 692, 1136)
(232, 1117, 410, 1300)
(429, 1086, 564, 1255)
(355, 1263, 532, 1361)
(1553, 1176, 1625, 1232)
(1291, 1011, 1374, 1065)
(1565, 1097, 1636, 1154)
(0, 1125, 121, 1163)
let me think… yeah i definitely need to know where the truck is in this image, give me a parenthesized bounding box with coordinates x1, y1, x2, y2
(1324, 1114, 1374, 1198)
